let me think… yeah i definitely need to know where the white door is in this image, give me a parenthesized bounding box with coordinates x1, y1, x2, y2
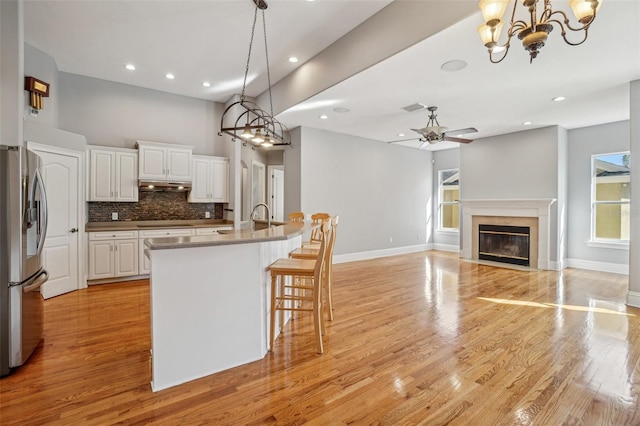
(30, 148, 82, 299)
(268, 166, 284, 222)
(251, 161, 266, 219)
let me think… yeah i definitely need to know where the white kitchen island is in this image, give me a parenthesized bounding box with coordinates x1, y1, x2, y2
(145, 223, 306, 392)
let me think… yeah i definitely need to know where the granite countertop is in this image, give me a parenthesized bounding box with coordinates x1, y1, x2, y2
(144, 222, 307, 250)
(86, 219, 234, 232)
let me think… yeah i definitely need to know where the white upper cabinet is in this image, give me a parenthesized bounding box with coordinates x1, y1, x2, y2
(136, 140, 193, 182)
(88, 147, 138, 202)
(188, 155, 229, 203)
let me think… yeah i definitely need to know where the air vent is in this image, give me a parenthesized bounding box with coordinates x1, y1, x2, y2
(401, 103, 426, 112)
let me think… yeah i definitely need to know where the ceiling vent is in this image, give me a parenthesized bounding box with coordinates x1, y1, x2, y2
(401, 103, 426, 112)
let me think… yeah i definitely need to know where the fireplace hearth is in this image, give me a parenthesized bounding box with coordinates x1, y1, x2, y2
(478, 224, 530, 266)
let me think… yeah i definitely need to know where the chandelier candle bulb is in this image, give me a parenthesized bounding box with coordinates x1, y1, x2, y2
(478, 0, 603, 63)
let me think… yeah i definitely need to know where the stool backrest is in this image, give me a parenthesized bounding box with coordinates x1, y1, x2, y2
(310, 212, 330, 242)
(288, 211, 305, 222)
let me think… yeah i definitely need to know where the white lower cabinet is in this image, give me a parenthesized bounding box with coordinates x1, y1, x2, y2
(88, 231, 139, 280)
(138, 228, 196, 275)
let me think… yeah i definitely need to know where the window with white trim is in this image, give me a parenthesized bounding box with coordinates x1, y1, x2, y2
(439, 169, 459, 231)
(591, 152, 630, 242)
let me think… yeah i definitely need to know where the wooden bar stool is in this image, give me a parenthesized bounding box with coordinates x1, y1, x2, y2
(288, 211, 305, 222)
(303, 212, 330, 249)
(290, 215, 339, 321)
(268, 221, 330, 354)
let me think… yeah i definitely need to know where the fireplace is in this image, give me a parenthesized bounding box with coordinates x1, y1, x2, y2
(459, 199, 556, 270)
(478, 224, 530, 266)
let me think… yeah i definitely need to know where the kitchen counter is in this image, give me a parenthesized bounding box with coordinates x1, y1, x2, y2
(146, 222, 307, 392)
(144, 222, 305, 250)
(86, 219, 233, 232)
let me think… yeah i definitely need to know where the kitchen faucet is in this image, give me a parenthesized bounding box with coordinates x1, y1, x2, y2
(251, 203, 271, 230)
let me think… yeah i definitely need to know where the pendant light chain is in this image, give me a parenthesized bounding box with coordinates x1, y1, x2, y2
(262, 9, 274, 120)
(241, 6, 259, 103)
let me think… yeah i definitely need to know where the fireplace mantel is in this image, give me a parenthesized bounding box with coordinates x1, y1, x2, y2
(459, 199, 557, 270)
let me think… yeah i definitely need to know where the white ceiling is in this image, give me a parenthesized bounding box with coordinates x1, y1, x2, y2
(24, 1, 640, 151)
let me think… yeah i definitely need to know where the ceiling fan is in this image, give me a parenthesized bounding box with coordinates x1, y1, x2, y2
(389, 106, 478, 148)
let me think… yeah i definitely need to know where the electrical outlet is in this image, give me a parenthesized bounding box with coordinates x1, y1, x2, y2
(205, 211, 211, 219)
(111, 212, 118, 220)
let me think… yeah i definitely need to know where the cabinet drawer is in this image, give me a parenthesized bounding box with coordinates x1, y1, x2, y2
(139, 228, 196, 238)
(89, 230, 138, 240)
(195, 227, 232, 235)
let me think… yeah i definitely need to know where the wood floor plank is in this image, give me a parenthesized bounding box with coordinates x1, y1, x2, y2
(1, 252, 639, 425)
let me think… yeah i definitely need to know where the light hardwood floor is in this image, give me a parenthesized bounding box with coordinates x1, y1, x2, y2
(1, 251, 639, 425)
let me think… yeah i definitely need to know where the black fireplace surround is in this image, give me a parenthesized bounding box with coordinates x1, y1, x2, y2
(478, 224, 530, 266)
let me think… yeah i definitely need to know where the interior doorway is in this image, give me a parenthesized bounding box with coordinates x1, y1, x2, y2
(251, 160, 266, 219)
(268, 166, 284, 222)
(27, 142, 84, 299)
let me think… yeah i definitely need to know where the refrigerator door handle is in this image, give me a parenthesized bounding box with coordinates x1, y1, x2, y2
(31, 168, 48, 257)
(22, 269, 49, 293)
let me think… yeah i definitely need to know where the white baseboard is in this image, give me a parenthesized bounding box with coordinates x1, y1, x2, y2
(432, 243, 459, 253)
(548, 260, 563, 271)
(627, 291, 640, 308)
(333, 244, 430, 264)
(565, 258, 629, 275)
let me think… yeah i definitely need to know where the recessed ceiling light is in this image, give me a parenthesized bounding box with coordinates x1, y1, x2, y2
(202, 81, 211, 87)
(319, 114, 328, 120)
(441, 59, 468, 72)
(288, 57, 299, 63)
(333, 107, 350, 113)
(165, 73, 175, 80)
(552, 96, 566, 102)
(523, 121, 532, 125)
(125, 64, 136, 71)
(398, 133, 405, 137)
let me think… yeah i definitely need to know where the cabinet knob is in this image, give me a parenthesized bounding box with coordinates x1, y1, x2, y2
(70, 228, 78, 233)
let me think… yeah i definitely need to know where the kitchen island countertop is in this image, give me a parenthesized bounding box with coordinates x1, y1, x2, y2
(144, 222, 307, 250)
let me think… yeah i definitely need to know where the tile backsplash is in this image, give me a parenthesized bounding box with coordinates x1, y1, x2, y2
(88, 191, 223, 222)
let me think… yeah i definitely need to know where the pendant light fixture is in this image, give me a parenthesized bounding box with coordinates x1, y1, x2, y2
(477, 0, 602, 63)
(219, 0, 290, 148)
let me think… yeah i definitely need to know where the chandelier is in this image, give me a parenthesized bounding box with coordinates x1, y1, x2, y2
(477, 0, 602, 63)
(219, 0, 290, 148)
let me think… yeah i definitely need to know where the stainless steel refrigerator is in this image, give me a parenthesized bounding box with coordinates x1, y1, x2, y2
(0, 144, 48, 376)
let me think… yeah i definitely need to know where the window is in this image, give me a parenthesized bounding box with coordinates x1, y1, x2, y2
(591, 152, 630, 242)
(439, 169, 459, 231)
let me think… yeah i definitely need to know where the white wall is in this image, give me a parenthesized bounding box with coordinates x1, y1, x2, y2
(460, 126, 564, 264)
(432, 148, 460, 250)
(1, 0, 24, 147)
(299, 127, 432, 256)
(567, 121, 630, 267)
(58, 72, 222, 155)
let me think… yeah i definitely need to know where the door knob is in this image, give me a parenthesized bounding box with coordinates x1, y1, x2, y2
(70, 228, 78, 233)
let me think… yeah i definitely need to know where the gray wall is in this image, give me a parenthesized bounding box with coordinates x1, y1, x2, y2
(432, 148, 460, 249)
(58, 72, 222, 155)
(24, 44, 58, 127)
(283, 127, 302, 218)
(298, 127, 432, 255)
(567, 120, 630, 265)
(460, 126, 564, 263)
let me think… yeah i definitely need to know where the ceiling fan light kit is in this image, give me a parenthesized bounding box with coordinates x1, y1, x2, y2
(389, 106, 478, 147)
(219, 0, 291, 148)
(477, 0, 602, 63)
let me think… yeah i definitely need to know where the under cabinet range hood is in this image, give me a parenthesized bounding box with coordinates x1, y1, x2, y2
(139, 180, 192, 192)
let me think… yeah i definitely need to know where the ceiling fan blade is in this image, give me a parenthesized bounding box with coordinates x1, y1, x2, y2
(444, 127, 478, 137)
(444, 135, 473, 144)
(387, 137, 422, 144)
(411, 128, 429, 137)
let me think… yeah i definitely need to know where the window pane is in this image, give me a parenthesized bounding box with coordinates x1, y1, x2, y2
(594, 153, 630, 201)
(442, 204, 459, 229)
(595, 203, 630, 240)
(443, 188, 459, 203)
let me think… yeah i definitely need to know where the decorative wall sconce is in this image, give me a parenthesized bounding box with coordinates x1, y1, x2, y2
(25, 76, 50, 110)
